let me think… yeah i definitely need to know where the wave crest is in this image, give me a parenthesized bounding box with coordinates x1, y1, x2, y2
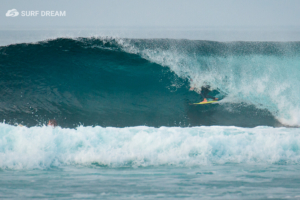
(1, 37, 299, 126)
(1, 124, 300, 169)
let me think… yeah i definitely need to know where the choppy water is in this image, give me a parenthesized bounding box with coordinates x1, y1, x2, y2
(1, 124, 300, 199)
(1, 165, 300, 199)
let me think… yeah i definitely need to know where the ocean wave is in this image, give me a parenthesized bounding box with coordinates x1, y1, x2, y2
(1, 37, 300, 127)
(0, 124, 300, 170)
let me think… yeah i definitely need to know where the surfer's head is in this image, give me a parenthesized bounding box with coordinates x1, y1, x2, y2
(201, 85, 211, 90)
(202, 81, 211, 89)
(48, 119, 57, 127)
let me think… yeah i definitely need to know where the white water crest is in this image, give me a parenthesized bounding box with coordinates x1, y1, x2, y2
(1, 124, 300, 170)
(118, 39, 300, 126)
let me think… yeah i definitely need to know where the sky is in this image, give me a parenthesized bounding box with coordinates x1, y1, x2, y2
(1, 0, 300, 29)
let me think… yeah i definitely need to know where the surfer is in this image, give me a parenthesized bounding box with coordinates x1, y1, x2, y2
(190, 85, 218, 103)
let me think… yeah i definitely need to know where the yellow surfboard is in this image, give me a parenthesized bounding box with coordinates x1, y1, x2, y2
(193, 100, 218, 105)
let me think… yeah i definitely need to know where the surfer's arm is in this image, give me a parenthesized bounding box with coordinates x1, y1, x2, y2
(189, 87, 194, 91)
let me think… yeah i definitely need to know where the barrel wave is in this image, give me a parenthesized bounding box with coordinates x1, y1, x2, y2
(1, 37, 300, 127)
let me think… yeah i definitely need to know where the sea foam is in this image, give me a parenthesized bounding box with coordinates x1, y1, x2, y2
(0, 123, 299, 170)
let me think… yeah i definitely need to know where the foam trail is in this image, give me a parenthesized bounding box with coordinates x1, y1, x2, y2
(1, 124, 300, 170)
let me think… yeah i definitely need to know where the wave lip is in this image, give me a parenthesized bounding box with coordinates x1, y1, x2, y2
(0, 124, 300, 170)
(2, 37, 297, 127)
(118, 38, 300, 126)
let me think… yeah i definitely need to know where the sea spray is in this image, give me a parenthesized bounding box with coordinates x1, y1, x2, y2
(1, 123, 300, 169)
(2, 38, 299, 127)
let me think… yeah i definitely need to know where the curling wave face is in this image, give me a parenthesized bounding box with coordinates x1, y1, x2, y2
(0, 37, 300, 127)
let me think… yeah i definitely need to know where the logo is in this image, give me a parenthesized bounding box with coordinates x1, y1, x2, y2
(5, 9, 66, 17)
(6, 9, 19, 17)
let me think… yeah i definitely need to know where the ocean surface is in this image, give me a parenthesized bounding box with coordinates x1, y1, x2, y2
(1, 30, 300, 199)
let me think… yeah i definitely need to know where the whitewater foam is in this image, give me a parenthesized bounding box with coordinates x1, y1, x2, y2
(0, 123, 300, 170)
(117, 39, 300, 126)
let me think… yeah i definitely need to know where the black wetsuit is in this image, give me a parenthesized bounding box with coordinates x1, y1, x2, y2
(200, 86, 215, 99)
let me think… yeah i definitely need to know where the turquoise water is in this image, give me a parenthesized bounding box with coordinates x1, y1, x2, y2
(1, 165, 300, 199)
(1, 31, 300, 199)
(2, 37, 300, 127)
(1, 124, 300, 199)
